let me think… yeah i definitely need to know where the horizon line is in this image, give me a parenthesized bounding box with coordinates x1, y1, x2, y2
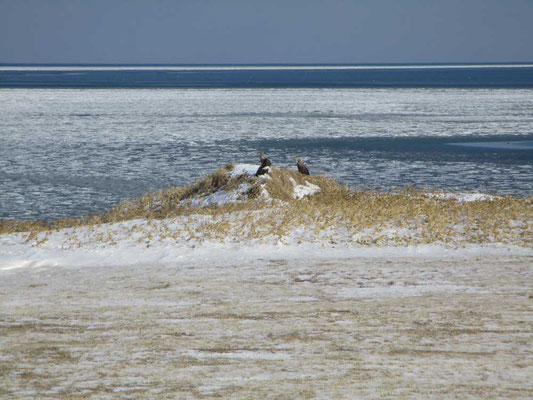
(1, 62, 533, 72)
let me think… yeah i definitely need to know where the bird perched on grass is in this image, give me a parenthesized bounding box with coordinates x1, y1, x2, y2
(259, 152, 271, 167)
(256, 152, 272, 176)
(296, 157, 310, 175)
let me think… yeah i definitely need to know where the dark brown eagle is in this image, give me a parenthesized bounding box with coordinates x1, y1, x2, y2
(296, 157, 310, 175)
(255, 152, 272, 176)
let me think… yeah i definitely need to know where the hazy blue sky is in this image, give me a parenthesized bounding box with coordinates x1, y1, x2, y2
(0, 0, 532, 64)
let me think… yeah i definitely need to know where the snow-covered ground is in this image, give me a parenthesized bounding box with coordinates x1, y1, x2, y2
(1, 223, 532, 272)
(1, 249, 531, 398)
(1, 163, 531, 398)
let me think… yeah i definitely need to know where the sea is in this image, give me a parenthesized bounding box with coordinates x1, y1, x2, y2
(1, 64, 532, 220)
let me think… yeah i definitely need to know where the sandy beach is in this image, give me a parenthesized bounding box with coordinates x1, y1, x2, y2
(1, 249, 531, 399)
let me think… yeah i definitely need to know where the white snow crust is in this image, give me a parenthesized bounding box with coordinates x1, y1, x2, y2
(1, 218, 530, 271)
(230, 163, 259, 177)
(180, 182, 252, 208)
(289, 178, 321, 199)
(427, 192, 497, 202)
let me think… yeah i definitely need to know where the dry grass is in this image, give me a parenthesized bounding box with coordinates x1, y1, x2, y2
(263, 168, 349, 202)
(1, 164, 531, 247)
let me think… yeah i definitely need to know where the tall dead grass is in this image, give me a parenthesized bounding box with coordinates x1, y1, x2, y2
(1, 164, 531, 247)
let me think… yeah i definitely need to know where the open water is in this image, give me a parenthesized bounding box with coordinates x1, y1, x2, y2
(1, 66, 532, 220)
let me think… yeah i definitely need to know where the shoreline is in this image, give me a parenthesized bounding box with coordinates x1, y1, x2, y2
(1, 163, 531, 271)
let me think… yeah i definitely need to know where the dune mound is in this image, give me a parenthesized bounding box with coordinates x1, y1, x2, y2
(104, 163, 347, 220)
(1, 163, 531, 248)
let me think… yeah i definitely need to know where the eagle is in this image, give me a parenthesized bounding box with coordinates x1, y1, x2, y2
(296, 157, 310, 175)
(255, 152, 272, 176)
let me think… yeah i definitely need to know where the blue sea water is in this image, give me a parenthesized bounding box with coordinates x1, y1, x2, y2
(0, 65, 532, 220)
(1, 64, 533, 88)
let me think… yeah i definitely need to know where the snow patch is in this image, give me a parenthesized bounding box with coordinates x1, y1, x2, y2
(180, 182, 251, 208)
(230, 163, 259, 177)
(338, 284, 478, 298)
(427, 192, 497, 202)
(289, 178, 321, 199)
(185, 350, 291, 360)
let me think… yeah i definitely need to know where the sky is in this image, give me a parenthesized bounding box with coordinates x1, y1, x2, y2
(0, 0, 532, 64)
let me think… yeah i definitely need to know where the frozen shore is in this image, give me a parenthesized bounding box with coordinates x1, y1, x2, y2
(1, 248, 531, 398)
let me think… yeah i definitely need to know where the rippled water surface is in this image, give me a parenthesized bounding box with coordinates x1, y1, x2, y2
(1, 88, 532, 220)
